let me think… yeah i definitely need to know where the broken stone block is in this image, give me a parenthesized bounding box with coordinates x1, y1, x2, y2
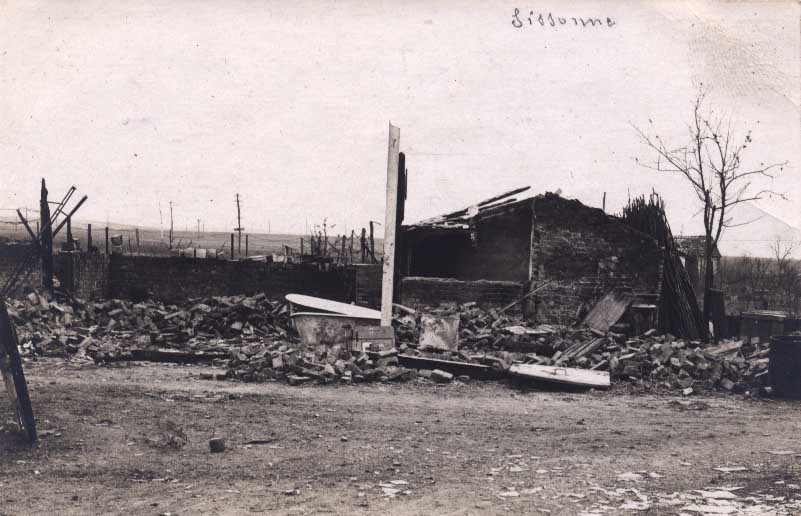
(287, 375, 312, 385)
(209, 437, 226, 453)
(430, 369, 453, 383)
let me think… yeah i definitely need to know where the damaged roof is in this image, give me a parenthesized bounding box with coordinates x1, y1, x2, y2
(403, 186, 626, 233)
(403, 186, 533, 231)
(674, 236, 721, 259)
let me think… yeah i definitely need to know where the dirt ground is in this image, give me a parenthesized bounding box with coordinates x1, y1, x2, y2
(2, 359, 800, 516)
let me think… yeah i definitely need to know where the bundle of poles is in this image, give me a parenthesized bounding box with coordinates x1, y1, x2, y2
(621, 194, 704, 340)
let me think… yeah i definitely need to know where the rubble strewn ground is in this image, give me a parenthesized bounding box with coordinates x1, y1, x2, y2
(7, 291, 773, 395)
(2, 291, 800, 515)
(7, 290, 291, 358)
(1, 361, 799, 516)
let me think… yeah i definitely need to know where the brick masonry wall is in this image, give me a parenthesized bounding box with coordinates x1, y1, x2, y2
(401, 276, 525, 311)
(54, 252, 109, 300)
(530, 194, 663, 325)
(107, 255, 357, 303)
(354, 264, 382, 309)
(0, 243, 42, 294)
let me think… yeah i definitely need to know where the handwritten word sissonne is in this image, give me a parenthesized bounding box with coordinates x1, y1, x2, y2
(512, 9, 616, 28)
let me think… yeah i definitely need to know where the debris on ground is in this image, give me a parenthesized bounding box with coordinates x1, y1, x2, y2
(393, 302, 771, 394)
(209, 437, 226, 453)
(5, 290, 775, 393)
(7, 290, 292, 359)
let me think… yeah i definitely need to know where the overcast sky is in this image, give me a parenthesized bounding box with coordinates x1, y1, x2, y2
(1, 1, 799, 239)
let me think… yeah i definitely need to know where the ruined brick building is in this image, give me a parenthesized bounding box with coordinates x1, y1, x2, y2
(674, 235, 721, 295)
(399, 188, 664, 326)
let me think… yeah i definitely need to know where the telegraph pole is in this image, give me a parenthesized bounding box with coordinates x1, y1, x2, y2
(234, 194, 244, 256)
(169, 201, 174, 249)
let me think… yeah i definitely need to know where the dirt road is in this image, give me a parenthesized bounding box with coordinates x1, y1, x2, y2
(1, 359, 800, 515)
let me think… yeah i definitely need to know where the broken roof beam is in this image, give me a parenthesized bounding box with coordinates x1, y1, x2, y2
(476, 186, 530, 207)
(411, 186, 531, 226)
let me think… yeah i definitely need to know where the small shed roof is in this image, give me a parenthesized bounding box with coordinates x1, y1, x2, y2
(674, 235, 721, 259)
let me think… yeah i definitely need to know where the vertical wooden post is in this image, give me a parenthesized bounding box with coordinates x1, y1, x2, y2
(369, 222, 375, 262)
(135, 228, 140, 252)
(381, 123, 400, 326)
(230, 234, 235, 260)
(105, 226, 109, 255)
(245, 234, 249, 257)
(361, 228, 366, 262)
(87, 223, 92, 251)
(394, 152, 406, 302)
(301, 237, 304, 256)
(40, 180, 53, 291)
(66, 216, 73, 247)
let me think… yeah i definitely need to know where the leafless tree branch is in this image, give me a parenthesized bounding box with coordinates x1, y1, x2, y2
(633, 90, 789, 332)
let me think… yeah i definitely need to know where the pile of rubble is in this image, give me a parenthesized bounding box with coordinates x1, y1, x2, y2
(226, 303, 557, 385)
(225, 342, 422, 385)
(4, 290, 774, 393)
(393, 303, 770, 393)
(6, 290, 294, 359)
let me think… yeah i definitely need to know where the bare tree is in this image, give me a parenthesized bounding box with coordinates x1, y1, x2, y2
(771, 237, 796, 271)
(771, 237, 800, 315)
(634, 92, 787, 334)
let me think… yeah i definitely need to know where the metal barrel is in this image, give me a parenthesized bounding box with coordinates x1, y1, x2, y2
(769, 335, 801, 399)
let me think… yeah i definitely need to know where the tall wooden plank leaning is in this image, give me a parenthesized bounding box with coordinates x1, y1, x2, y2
(380, 123, 400, 327)
(1, 180, 88, 444)
(0, 300, 37, 443)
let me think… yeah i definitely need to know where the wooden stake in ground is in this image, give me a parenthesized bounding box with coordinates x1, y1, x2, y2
(380, 123, 400, 326)
(39, 180, 53, 291)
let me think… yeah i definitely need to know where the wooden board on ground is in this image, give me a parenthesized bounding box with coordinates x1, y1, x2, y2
(92, 349, 229, 364)
(583, 291, 631, 333)
(397, 354, 494, 380)
(285, 294, 380, 320)
(509, 363, 610, 390)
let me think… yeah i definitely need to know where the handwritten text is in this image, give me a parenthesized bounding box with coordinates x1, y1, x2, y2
(512, 9, 616, 29)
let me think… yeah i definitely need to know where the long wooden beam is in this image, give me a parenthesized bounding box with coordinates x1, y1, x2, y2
(15, 210, 38, 242)
(380, 123, 400, 326)
(52, 195, 88, 238)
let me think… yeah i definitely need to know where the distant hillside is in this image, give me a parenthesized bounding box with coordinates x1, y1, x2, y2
(713, 203, 801, 258)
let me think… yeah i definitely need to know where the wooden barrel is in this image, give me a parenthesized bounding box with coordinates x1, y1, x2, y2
(769, 335, 801, 399)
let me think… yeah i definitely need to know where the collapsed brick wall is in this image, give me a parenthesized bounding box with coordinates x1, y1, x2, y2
(0, 243, 42, 293)
(54, 252, 109, 300)
(401, 276, 525, 311)
(529, 194, 663, 325)
(107, 255, 357, 304)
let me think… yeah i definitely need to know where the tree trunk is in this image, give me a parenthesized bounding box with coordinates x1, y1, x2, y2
(702, 241, 715, 342)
